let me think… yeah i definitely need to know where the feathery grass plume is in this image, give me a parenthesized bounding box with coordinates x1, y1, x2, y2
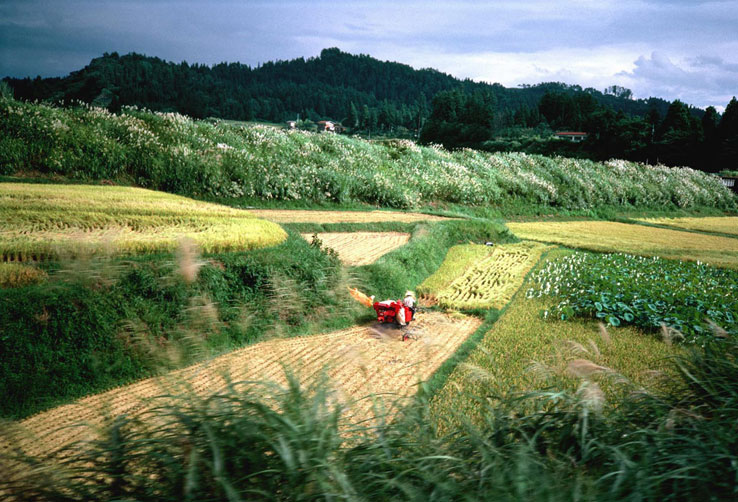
(567, 359, 613, 378)
(706, 320, 728, 338)
(176, 237, 202, 284)
(661, 324, 685, 345)
(266, 273, 304, 327)
(527, 360, 554, 380)
(576, 380, 605, 413)
(587, 339, 601, 357)
(564, 340, 590, 356)
(598, 322, 612, 346)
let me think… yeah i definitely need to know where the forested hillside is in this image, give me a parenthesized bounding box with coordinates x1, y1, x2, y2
(5, 48, 678, 131)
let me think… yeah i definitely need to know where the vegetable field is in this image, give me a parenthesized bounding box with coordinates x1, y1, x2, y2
(527, 251, 738, 343)
(3, 312, 481, 457)
(420, 242, 551, 310)
(0, 183, 286, 260)
(634, 216, 738, 236)
(301, 232, 411, 265)
(507, 220, 738, 268)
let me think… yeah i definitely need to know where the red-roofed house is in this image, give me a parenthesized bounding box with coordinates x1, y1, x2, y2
(554, 131, 588, 143)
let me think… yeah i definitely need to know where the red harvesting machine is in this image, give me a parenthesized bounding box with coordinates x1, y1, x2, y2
(373, 300, 414, 325)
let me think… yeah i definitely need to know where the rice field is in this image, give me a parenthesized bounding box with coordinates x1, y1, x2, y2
(301, 232, 411, 265)
(419, 242, 552, 310)
(249, 209, 455, 223)
(0, 183, 287, 260)
(507, 220, 738, 268)
(3, 312, 481, 458)
(634, 216, 738, 236)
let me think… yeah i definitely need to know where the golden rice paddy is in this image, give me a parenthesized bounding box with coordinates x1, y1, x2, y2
(0, 183, 287, 260)
(634, 216, 738, 236)
(507, 220, 738, 268)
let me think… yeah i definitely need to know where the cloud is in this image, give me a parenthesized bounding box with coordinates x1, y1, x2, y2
(1, 0, 737, 109)
(617, 51, 738, 109)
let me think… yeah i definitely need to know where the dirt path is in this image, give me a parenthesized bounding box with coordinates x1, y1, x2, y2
(4, 312, 481, 458)
(302, 232, 410, 265)
(248, 209, 454, 223)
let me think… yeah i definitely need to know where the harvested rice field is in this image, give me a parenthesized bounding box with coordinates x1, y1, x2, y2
(248, 209, 455, 223)
(301, 232, 411, 265)
(507, 220, 738, 269)
(634, 216, 738, 236)
(0, 183, 286, 260)
(4, 312, 481, 457)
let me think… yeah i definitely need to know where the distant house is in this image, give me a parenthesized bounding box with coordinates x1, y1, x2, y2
(286, 120, 297, 129)
(720, 176, 738, 194)
(317, 120, 336, 133)
(554, 131, 588, 143)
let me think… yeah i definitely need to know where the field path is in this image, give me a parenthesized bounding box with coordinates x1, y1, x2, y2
(4, 312, 481, 458)
(302, 232, 410, 265)
(248, 209, 454, 223)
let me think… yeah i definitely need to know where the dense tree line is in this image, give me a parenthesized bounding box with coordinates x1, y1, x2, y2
(6, 49, 673, 133)
(421, 87, 737, 172)
(6, 48, 733, 170)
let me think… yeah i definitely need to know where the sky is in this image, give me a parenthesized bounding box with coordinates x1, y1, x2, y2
(1, 0, 737, 111)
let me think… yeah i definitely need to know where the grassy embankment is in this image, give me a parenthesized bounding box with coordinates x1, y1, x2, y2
(1, 95, 735, 215)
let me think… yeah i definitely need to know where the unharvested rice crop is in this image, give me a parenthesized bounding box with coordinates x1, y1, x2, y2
(0, 263, 47, 287)
(417, 244, 495, 296)
(0, 183, 287, 260)
(3, 312, 481, 457)
(634, 216, 738, 236)
(507, 220, 738, 269)
(301, 232, 410, 265)
(428, 242, 552, 310)
(250, 209, 454, 223)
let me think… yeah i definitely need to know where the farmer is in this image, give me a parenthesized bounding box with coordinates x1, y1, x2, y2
(403, 290, 416, 316)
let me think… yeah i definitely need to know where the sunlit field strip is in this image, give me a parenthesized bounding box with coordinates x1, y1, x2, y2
(5, 312, 481, 458)
(634, 216, 738, 237)
(301, 232, 410, 265)
(0, 183, 287, 260)
(507, 220, 738, 269)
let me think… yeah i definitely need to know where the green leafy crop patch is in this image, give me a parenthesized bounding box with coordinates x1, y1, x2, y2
(527, 251, 738, 344)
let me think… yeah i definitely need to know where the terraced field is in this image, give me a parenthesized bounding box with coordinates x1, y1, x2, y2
(248, 209, 454, 223)
(419, 242, 552, 310)
(3, 312, 481, 457)
(508, 220, 738, 268)
(634, 216, 738, 236)
(301, 232, 411, 265)
(0, 183, 286, 260)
